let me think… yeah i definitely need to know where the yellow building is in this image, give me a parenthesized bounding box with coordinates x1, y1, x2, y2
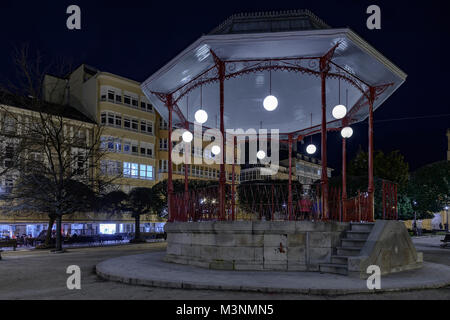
(44, 64, 240, 190)
(0, 65, 242, 239)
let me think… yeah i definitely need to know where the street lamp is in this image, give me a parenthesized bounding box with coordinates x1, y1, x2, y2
(445, 205, 449, 232)
(413, 200, 417, 235)
(194, 109, 208, 124)
(257, 150, 266, 160)
(306, 144, 316, 155)
(332, 104, 347, 119)
(263, 95, 278, 111)
(211, 145, 221, 155)
(182, 130, 193, 143)
(341, 126, 353, 138)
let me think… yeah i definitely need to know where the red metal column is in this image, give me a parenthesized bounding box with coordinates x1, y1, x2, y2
(167, 94, 174, 222)
(184, 125, 189, 221)
(218, 60, 226, 221)
(320, 70, 329, 220)
(288, 134, 293, 221)
(231, 136, 237, 221)
(368, 87, 375, 222)
(342, 135, 347, 221)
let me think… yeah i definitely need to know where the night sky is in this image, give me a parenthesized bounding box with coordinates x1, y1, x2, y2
(0, 0, 448, 173)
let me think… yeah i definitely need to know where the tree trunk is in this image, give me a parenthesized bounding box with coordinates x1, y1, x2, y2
(44, 216, 55, 247)
(55, 216, 63, 251)
(134, 215, 141, 241)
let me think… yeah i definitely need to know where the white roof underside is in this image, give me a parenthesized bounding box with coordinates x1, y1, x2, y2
(142, 28, 406, 138)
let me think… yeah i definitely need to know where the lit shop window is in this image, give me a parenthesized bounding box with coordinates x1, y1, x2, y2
(99, 224, 116, 235)
(140, 164, 154, 180)
(124, 162, 139, 178)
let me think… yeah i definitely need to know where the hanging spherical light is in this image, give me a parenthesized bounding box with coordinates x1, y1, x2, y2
(194, 109, 208, 124)
(332, 104, 347, 119)
(257, 150, 266, 160)
(211, 145, 221, 155)
(306, 144, 317, 155)
(263, 95, 278, 111)
(182, 131, 193, 143)
(341, 126, 353, 138)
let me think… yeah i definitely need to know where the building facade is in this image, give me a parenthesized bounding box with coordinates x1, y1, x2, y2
(0, 65, 241, 239)
(240, 153, 332, 185)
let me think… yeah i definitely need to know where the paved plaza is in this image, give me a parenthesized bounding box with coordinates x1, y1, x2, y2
(1, 237, 450, 300)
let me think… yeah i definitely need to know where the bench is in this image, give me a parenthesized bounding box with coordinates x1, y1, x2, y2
(0, 240, 17, 251)
(440, 234, 450, 248)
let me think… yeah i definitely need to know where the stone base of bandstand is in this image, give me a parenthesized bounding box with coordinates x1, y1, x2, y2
(96, 221, 450, 294)
(164, 220, 423, 277)
(165, 221, 348, 272)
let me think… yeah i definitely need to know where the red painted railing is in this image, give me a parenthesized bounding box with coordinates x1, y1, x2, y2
(170, 180, 397, 222)
(343, 191, 371, 222)
(382, 180, 398, 220)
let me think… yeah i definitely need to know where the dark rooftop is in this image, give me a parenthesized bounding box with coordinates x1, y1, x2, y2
(0, 91, 95, 124)
(209, 9, 331, 35)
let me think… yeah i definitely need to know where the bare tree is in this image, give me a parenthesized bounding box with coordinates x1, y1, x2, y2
(0, 45, 119, 251)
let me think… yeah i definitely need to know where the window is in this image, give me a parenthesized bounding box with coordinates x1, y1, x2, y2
(139, 165, 153, 180)
(5, 145, 14, 159)
(115, 94, 122, 103)
(123, 140, 131, 153)
(159, 138, 168, 150)
(131, 119, 138, 131)
(4, 177, 13, 194)
(30, 152, 43, 163)
(124, 95, 131, 105)
(131, 141, 138, 155)
(140, 120, 153, 135)
(159, 160, 168, 173)
(132, 98, 138, 108)
(100, 160, 121, 176)
(140, 143, 154, 158)
(101, 111, 121, 128)
(100, 136, 120, 153)
(140, 99, 154, 113)
(114, 139, 122, 152)
(107, 90, 115, 101)
(72, 150, 87, 175)
(115, 115, 122, 127)
(3, 116, 16, 134)
(77, 130, 87, 144)
(124, 162, 139, 178)
(108, 113, 114, 125)
(159, 118, 168, 130)
(124, 117, 131, 129)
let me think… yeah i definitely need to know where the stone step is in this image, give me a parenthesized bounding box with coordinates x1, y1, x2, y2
(350, 222, 375, 232)
(331, 255, 350, 264)
(319, 263, 348, 276)
(346, 230, 371, 240)
(336, 246, 361, 256)
(341, 239, 366, 248)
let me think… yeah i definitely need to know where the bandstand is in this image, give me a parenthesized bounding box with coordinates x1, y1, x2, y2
(141, 11, 421, 277)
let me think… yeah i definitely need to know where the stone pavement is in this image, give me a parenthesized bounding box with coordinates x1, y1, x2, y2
(96, 251, 450, 295)
(1, 240, 450, 299)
